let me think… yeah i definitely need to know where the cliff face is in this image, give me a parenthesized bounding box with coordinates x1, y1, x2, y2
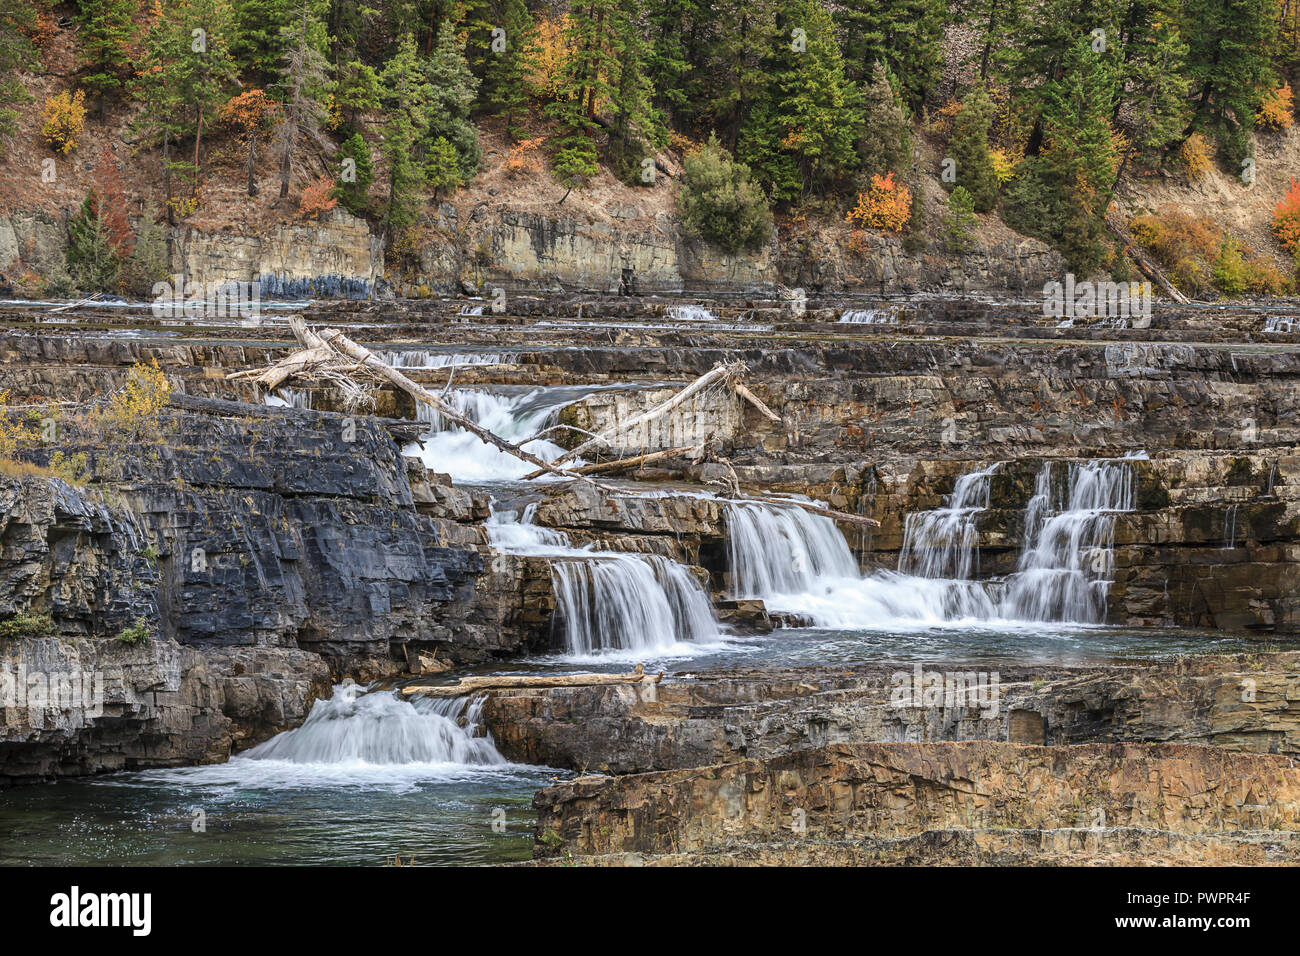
(0, 202, 1064, 298)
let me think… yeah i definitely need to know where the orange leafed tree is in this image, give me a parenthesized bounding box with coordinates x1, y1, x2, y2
(1272, 179, 1300, 259)
(846, 172, 913, 233)
(220, 89, 279, 196)
(299, 176, 338, 220)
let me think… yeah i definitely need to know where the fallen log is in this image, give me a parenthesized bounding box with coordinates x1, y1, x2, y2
(524, 361, 743, 478)
(401, 667, 663, 698)
(731, 381, 781, 422)
(1106, 211, 1191, 305)
(292, 319, 593, 484)
(567, 444, 701, 476)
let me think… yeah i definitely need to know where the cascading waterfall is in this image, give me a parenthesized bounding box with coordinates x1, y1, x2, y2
(726, 457, 1139, 628)
(667, 305, 716, 322)
(999, 459, 1137, 623)
(898, 464, 997, 580)
(372, 349, 515, 369)
(839, 309, 897, 324)
(728, 500, 858, 596)
(404, 388, 575, 482)
(486, 506, 723, 657)
(243, 683, 508, 767)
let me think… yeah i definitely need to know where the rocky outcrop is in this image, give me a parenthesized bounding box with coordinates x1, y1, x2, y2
(533, 740, 1300, 861)
(172, 209, 385, 298)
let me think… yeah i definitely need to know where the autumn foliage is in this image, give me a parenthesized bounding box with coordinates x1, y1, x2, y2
(299, 176, 338, 220)
(1272, 179, 1300, 259)
(41, 89, 87, 154)
(846, 172, 913, 233)
(1258, 84, 1295, 131)
(88, 146, 134, 259)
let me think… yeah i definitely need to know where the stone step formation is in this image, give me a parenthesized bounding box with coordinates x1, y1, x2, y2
(0, 293, 1297, 864)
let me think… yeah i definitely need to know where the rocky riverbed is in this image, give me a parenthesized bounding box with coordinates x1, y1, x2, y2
(1, 292, 1297, 865)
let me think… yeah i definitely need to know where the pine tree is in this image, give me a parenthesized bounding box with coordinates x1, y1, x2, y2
(737, 0, 862, 201)
(479, 0, 536, 139)
(66, 195, 120, 293)
(76, 0, 138, 118)
(858, 61, 910, 180)
(940, 185, 978, 252)
(423, 19, 480, 180)
(425, 135, 463, 197)
(1180, 0, 1280, 162)
(678, 132, 773, 252)
(332, 131, 375, 216)
(275, 0, 331, 199)
(644, 0, 707, 124)
(379, 33, 434, 242)
(121, 201, 170, 297)
(833, 0, 947, 111)
(608, 0, 666, 183)
(547, 0, 622, 189)
(705, 0, 780, 149)
(0, 2, 39, 150)
(220, 88, 278, 196)
(945, 86, 1000, 213)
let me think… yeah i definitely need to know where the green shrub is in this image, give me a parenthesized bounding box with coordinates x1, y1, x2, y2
(0, 612, 55, 640)
(116, 618, 151, 645)
(679, 134, 773, 254)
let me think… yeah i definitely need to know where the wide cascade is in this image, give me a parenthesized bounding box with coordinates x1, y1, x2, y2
(486, 505, 722, 657)
(404, 388, 574, 482)
(243, 683, 508, 767)
(726, 458, 1138, 628)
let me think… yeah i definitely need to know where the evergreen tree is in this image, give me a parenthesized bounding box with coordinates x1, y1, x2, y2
(478, 0, 536, 139)
(379, 33, 433, 242)
(75, 0, 138, 118)
(705, 0, 780, 149)
(547, 0, 622, 188)
(644, 0, 707, 123)
(858, 61, 910, 180)
(231, 0, 291, 76)
(275, 0, 331, 199)
(424, 135, 462, 197)
(1180, 0, 1280, 162)
(738, 0, 862, 201)
(121, 201, 170, 297)
(0, 2, 39, 150)
(423, 19, 480, 180)
(608, 0, 667, 183)
(678, 133, 773, 252)
(940, 185, 978, 252)
(833, 0, 947, 111)
(332, 131, 375, 216)
(945, 86, 1000, 213)
(66, 195, 120, 293)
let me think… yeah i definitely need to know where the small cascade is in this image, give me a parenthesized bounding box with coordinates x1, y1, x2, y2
(243, 684, 507, 767)
(372, 349, 515, 369)
(839, 308, 897, 325)
(265, 386, 313, 409)
(898, 464, 998, 580)
(1266, 460, 1278, 497)
(405, 388, 575, 482)
(726, 458, 1140, 628)
(458, 304, 485, 316)
(1264, 315, 1296, 333)
(486, 506, 723, 657)
(1000, 460, 1137, 623)
(727, 500, 858, 597)
(666, 305, 716, 322)
(1223, 504, 1239, 550)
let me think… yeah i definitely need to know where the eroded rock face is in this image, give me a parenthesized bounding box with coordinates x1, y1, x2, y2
(0, 476, 333, 784)
(533, 740, 1300, 860)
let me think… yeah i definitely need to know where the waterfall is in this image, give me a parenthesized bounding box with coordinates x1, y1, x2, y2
(726, 458, 1139, 628)
(1264, 315, 1295, 333)
(265, 386, 312, 409)
(372, 349, 515, 369)
(667, 305, 716, 321)
(486, 506, 724, 658)
(243, 684, 508, 767)
(839, 309, 897, 324)
(999, 459, 1137, 623)
(1223, 504, 1239, 550)
(898, 464, 998, 580)
(404, 388, 575, 482)
(728, 500, 858, 597)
